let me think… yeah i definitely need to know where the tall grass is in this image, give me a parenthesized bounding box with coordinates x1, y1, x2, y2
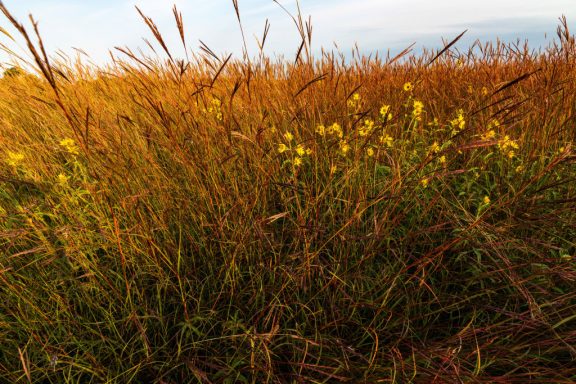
(0, 4, 575, 383)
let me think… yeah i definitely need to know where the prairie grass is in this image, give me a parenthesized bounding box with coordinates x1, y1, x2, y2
(0, 4, 575, 383)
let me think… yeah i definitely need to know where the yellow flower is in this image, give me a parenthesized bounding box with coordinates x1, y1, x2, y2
(429, 141, 440, 154)
(380, 105, 392, 121)
(498, 135, 520, 155)
(295, 144, 305, 156)
(439, 155, 446, 164)
(487, 119, 500, 129)
(403, 82, 413, 92)
(412, 100, 424, 120)
(277, 143, 289, 153)
(316, 124, 326, 136)
(450, 110, 465, 130)
(283, 132, 294, 142)
(483, 196, 491, 204)
(57, 173, 69, 185)
(481, 130, 496, 140)
(339, 140, 350, 154)
(293, 157, 302, 167)
(379, 134, 394, 148)
(481, 87, 489, 96)
(6, 151, 24, 167)
(421, 178, 429, 188)
(347, 93, 361, 108)
(328, 123, 343, 138)
(359, 119, 375, 136)
(366, 147, 375, 157)
(59, 138, 80, 155)
(305, 148, 313, 155)
(515, 165, 524, 173)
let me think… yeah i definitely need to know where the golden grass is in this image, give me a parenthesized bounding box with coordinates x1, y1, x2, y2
(0, 5, 575, 383)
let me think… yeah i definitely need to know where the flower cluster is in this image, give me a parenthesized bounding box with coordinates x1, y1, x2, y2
(347, 93, 361, 109)
(358, 119, 375, 137)
(481, 129, 496, 141)
(498, 135, 520, 159)
(429, 141, 440, 154)
(277, 131, 312, 168)
(339, 139, 351, 155)
(206, 98, 223, 121)
(59, 138, 80, 155)
(380, 105, 393, 121)
(379, 133, 394, 148)
(316, 122, 343, 138)
(450, 109, 465, 135)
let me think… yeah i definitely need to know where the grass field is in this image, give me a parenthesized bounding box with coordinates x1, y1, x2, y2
(1, 4, 575, 383)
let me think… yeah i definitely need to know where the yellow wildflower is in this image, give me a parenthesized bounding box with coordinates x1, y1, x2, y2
(277, 143, 289, 153)
(339, 140, 350, 154)
(293, 157, 302, 167)
(57, 173, 69, 185)
(483, 196, 491, 204)
(305, 148, 313, 155)
(421, 178, 429, 188)
(316, 124, 326, 136)
(450, 110, 465, 130)
(359, 119, 375, 136)
(379, 134, 394, 148)
(347, 93, 361, 108)
(412, 100, 424, 120)
(59, 138, 80, 155)
(295, 144, 305, 156)
(515, 165, 524, 173)
(380, 105, 392, 121)
(481, 87, 489, 96)
(283, 132, 294, 142)
(481, 130, 496, 140)
(403, 82, 413, 92)
(487, 119, 500, 129)
(429, 141, 440, 154)
(439, 155, 446, 164)
(328, 123, 343, 138)
(498, 135, 520, 155)
(6, 151, 24, 167)
(366, 147, 375, 157)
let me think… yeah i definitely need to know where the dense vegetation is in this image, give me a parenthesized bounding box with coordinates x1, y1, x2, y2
(1, 5, 575, 383)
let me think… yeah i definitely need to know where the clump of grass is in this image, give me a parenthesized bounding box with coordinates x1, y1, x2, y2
(1, 4, 575, 383)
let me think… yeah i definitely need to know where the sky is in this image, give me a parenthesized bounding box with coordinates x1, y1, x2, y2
(0, 0, 575, 68)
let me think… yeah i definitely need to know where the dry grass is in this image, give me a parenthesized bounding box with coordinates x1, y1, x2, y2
(0, 4, 575, 383)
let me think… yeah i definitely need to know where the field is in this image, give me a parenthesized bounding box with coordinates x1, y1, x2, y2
(1, 4, 575, 383)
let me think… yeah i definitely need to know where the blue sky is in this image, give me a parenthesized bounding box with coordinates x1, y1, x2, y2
(0, 0, 575, 67)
